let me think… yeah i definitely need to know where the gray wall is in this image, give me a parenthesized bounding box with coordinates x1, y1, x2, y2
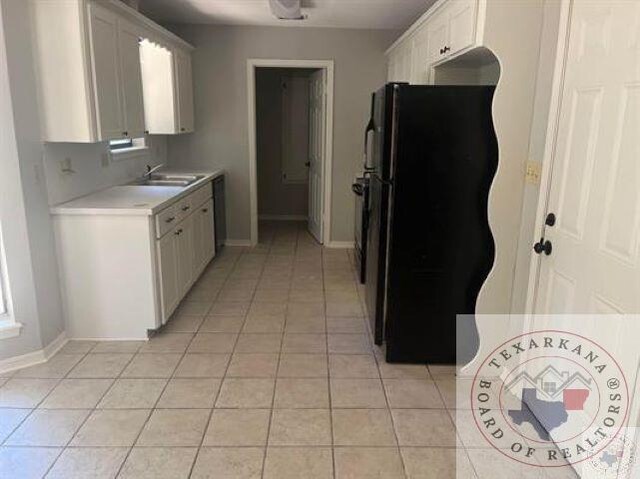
(256, 68, 308, 219)
(163, 25, 397, 243)
(0, 0, 64, 360)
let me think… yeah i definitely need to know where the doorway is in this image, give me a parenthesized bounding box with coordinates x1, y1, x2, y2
(247, 59, 334, 247)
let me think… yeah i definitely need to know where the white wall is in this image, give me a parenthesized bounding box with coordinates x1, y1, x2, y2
(0, 0, 62, 360)
(43, 138, 166, 206)
(162, 25, 397, 243)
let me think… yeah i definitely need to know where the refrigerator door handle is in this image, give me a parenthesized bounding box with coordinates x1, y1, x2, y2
(363, 123, 375, 171)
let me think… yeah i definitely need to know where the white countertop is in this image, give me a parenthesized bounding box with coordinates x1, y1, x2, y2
(50, 169, 224, 216)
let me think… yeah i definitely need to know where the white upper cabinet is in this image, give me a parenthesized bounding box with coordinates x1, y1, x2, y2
(447, 0, 477, 55)
(87, 4, 124, 141)
(174, 49, 195, 133)
(117, 18, 146, 138)
(139, 41, 194, 135)
(426, 9, 449, 64)
(29, 0, 195, 143)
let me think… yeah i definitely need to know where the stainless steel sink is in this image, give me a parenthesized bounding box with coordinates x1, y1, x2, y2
(130, 174, 205, 187)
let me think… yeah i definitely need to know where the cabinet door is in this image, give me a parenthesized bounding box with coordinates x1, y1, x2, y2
(88, 4, 124, 141)
(447, 0, 477, 55)
(175, 215, 194, 296)
(157, 233, 179, 323)
(191, 203, 205, 274)
(411, 24, 431, 84)
(174, 49, 194, 133)
(426, 9, 449, 64)
(118, 19, 146, 138)
(201, 198, 216, 265)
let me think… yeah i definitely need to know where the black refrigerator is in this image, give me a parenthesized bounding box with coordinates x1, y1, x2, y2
(364, 83, 498, 364)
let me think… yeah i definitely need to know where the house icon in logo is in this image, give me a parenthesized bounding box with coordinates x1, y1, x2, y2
(505, 365, 592, 402)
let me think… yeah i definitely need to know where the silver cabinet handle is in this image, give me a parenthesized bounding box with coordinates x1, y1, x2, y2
(174, 228, 183, 236)
(181, 205, 190, 212)
(165, 217, 176, 223)
(202, 208, 208, 213)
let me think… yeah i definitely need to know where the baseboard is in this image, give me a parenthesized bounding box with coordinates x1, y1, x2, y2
(326, 241, 355, 249)
(0, 331, 68, 375)
(258, 215, 307, 221)
(224, 239, 252, 247)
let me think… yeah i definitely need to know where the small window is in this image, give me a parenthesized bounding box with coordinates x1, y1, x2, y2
(109, 138, 134, 151)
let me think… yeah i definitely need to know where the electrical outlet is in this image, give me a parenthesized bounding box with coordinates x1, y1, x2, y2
(525, 160, 541, 185)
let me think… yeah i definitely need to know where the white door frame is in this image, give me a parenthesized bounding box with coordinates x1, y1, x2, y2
(247, 59, 335, 246)
(524, 0, 573, 314)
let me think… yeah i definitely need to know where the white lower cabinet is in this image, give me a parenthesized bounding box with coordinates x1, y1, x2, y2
(156, 186, 215, 323)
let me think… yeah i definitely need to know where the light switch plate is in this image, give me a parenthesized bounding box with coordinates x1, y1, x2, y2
(525, 160, 541, 184)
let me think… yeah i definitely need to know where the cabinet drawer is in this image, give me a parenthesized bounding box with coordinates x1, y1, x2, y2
(156, 204, 178, 238)
(191, 183, 213, 208)
(175, 196, 194, 221)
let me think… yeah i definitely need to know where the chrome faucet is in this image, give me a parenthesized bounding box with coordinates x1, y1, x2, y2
(143, 164, 164, 180)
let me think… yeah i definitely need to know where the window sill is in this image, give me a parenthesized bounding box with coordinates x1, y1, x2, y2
(110, 146, 149, 162)
(0, 319, 22, 340)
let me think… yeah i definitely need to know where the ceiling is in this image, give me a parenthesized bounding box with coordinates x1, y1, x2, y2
(137, 0, 436, 30)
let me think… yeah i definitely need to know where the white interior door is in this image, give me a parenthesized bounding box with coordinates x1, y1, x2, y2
(534, 1, 640, 316)
(307, 69, 325, 243)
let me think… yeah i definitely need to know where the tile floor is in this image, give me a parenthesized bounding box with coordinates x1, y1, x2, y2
(0, 222, 577, 478)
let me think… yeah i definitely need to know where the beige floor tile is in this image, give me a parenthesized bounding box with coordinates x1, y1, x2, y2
(139, 333, 193, 353)
(163, 315, 204, 333)
(173, 353, 230, 378)
(288, 289, 324, 303)
(467, 448, 559, 479)
(227, 353, 279, 377)
(274, 378, 329, 408)
(330, 379, 386, 408)
(242, 315, 286, 333)
(329, 355, 379, 378)
(249, 302, 287, 316)
(191, 447, 264, 479)
(450, 409, 491, 448)
(175, 301, 212, 316)
(5, 409, 90, 446)
(216, 378, 275, 408)
(287, 302, 324, 318)
(234, 333, 282, 353)
(428, 364, 458, 377)
(402, 447, 475, 479)
(278, 354, 328, 378)
(137, 409, 210, 446)
(326, 301, 363, 317)
(264, 447, 333, 479)
(384, 379, 445, 408)
(203, 409, 270, 446)
(0, 378, 59, 408)
(188, 333, 238, 353)
(392, 409, 457, 446)
(71, 409, 150, 446)
(208, 301, 251, 316)
(39, 378, 113, 409)
(327, 334, 371, 354)
(253, 289, 289, 302)
(97, 378, 167, 409)
(91, 341, 144, 353)
(0, 447, 62, 478)
(325, 290, 360, 303)
(121, 353, 182, 378)
(332, 408, 397, 446)
(0, 409, 31, 442)
(334, 447, 405, 479)
(156, 378, 221, 408)
(13, 354, 84, 379)
(378, 362, 431, 379)
(58, 340, 97, 354)
(119, 447, 198, 479)
(199, 316, 246, 333)
(282, 333, 327, 353)
(326, 317, 366, 333)
(46, 447, 129, 479)
(67, 353, 134, 378)
(284, 316, 326, 333)
(269, 409, 331, 446)
(217, 288, 255, 302)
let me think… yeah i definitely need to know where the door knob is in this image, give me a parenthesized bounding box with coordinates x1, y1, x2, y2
(305, 161, 311, 167)
(533, 238, 552, 256)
